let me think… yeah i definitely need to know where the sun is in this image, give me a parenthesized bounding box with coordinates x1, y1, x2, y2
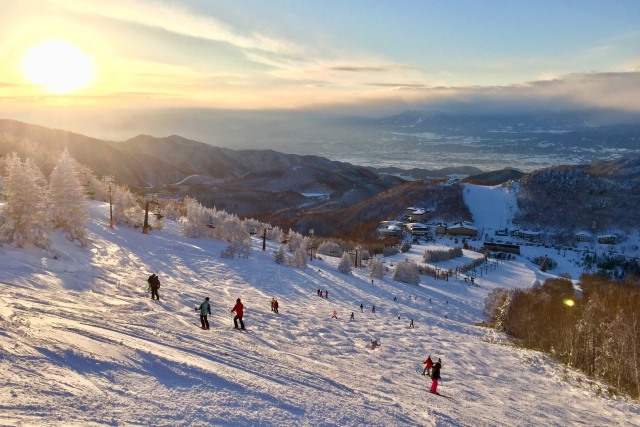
(21, 39, 95, 94)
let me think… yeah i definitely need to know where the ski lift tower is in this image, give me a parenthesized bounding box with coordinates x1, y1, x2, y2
(102, 174, 114, 229)
(143, 193, 159, 235)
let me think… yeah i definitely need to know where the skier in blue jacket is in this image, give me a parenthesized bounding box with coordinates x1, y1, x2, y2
(197, 297, 211, 330)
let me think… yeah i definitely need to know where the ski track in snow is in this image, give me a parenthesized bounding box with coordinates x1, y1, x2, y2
(0, 200, 639, 426)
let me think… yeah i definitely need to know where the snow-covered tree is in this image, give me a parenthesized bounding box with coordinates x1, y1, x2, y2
(274, 245, 286, 265)
(337, 252, 352, 275)
(369, 257, 385, 279)
(317, 241, 343, 257)
(289, 247, 308, 269)
(391, 259, 420, 285)
(181, 197, 207, 238)
(0, 153, 51, 248)
(162, 201, 182, 221)
(220, 239, 251, 259)
(287, 230, 304, 253)
(48, 149, 88, 246)
(111, 184, 143, 227)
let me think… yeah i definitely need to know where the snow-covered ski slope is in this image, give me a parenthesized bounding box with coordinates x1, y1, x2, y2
(1, 201, 639, 426)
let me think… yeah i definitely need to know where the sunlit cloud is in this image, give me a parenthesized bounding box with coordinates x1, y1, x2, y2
(47, 0, 298, 55)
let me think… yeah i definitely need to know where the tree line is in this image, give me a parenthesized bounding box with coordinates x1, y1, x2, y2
(485, 275, 640, 399)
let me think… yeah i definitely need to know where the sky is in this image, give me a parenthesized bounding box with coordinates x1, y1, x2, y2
(0, 0, 639, 145)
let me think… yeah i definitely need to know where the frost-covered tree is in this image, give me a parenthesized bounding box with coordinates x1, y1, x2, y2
(287, 230, 305, 253)
(369, 257, 385, 279)
(337, 252, 352, 275)
(274, 245, 287, 264)
(0, 153, 51, 248)
(162, 201, 182, 221)
(111, 184, 143, 227)
(317, 240, 343, 257)
(220, 239, 251, 259)
(48, 149, 88, 246)
(289, 247, 308, 269)
(182, 197, 207, 238)
(391, 259, 420, 285)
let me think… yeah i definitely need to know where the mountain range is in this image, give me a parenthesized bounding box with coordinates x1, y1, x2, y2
(1, 118, 639, 237)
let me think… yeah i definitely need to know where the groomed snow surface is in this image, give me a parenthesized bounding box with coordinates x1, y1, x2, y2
(1, 200, 639, 426)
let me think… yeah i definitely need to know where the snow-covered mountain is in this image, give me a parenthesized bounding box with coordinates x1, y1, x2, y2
(1, 194, 639, 426)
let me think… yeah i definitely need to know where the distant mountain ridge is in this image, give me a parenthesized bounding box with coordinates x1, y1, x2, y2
(2, 118, 639, 237)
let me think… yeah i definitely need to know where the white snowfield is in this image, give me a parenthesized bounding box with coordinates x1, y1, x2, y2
(1, 199, 639, 427)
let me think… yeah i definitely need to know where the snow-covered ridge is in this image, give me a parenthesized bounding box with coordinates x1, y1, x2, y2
(0, 201, 638, 426)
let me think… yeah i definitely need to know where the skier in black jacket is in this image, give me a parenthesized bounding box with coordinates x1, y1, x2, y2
(430, 358, 442, 394)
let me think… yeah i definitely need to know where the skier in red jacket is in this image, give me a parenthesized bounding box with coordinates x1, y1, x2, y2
(422, 355, 433, 376)
(231, 298, 245, 330)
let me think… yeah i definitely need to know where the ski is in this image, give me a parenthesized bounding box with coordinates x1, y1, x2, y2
(429, 392, 453, 399)
(194, 323, 210, 330)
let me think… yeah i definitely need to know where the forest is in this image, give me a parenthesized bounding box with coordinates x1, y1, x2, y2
(485, 275, 640, 399)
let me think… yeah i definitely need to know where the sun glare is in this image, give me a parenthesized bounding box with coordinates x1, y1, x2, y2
(21, 39, 95, 94)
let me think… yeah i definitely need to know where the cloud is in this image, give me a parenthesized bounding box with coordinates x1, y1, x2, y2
(47, 0, 297, 55)
(329, 66, 388, 73)
(356, 71, 640, 114)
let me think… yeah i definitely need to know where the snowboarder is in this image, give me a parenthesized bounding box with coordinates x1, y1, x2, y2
(430, 358, 442, 394)
(350, 312, 355, 321)
(196, 297, 211, 330)
(331, 310, 338, 319)
(422, 355, 433, 376)
(148, 274, 160, 300)
(273, 299, 279, 314)
(372, 305, 376, 313)
(360, 303, 363, 313)
(231, 298, 245, 329)
(409, 319, 414, 328)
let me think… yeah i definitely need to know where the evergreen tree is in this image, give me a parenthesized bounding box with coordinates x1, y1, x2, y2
(289, 247, 308, 269)
(274, 245, 286, 265)
(337, 252, 352, 274)
(369, 257, 385, 279)
(391, 259, 420, 285)
(0, 153, 51, 248)
(48, 149, 88, 246)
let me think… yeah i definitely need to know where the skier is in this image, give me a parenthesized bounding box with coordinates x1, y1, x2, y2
(331, 310, 338, 319)
(430, 358, 442, 394)
(196, 297, 211, 330)
(325, 290, 328, 299)
(409, 318, 414, 328)
(273, 299, 279, 314)
(394, 296, 397, 302)
(350, 312, 355, 321)
(422, 355, 433, 376)
(360, 303, 363, 313)
(148, 274, 160, 300)
(372, 305, 376, 313)
(231, 298, 245, 330)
